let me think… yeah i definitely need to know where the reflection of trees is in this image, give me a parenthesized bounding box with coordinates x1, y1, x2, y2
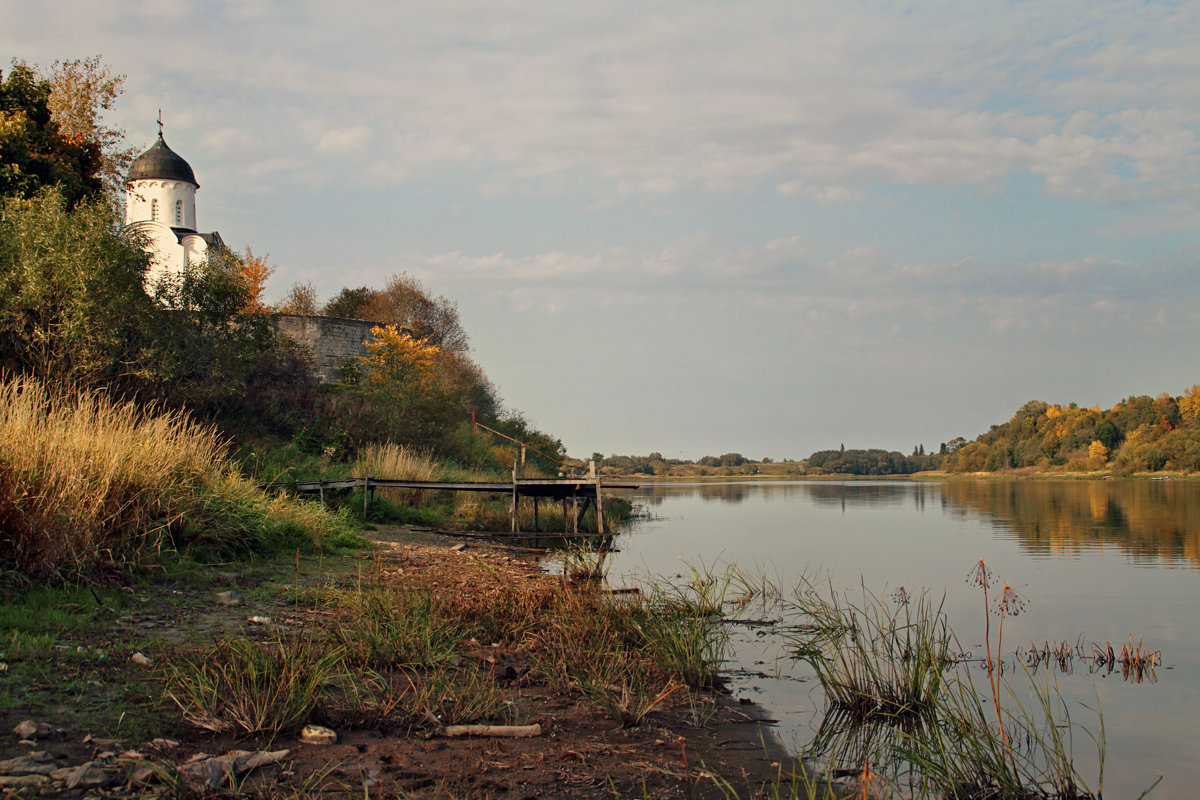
(630, 481, 936, 509)
(942, 481, 1200, 568)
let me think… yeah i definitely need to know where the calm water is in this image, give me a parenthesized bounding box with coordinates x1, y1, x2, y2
(603, 480, 1199, 799)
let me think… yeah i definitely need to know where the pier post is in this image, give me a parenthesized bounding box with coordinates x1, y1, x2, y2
(595, 475, 605, 535)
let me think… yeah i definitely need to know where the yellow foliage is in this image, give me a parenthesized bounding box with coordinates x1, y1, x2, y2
(1045, 405, 1063, 419)
(359, 324, 441, 390)
(1088, 440, 1109, 462)
(1180, 384, 1200, 426)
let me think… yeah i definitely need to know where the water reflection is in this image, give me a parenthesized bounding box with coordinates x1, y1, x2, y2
(635, 480, 928, 509)
(626, 479, 1200, 569)
(942, 480, 1200, 569)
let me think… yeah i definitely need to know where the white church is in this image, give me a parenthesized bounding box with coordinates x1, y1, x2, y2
(123, 123, 224, 285)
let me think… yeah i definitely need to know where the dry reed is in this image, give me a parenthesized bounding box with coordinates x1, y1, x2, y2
(0, 376, 353, 577)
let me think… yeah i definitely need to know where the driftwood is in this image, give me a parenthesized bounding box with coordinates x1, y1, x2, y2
(438, 724, 542, 738)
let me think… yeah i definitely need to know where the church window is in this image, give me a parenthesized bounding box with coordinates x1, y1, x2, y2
(175, 200, 183, 225)
(151, 199, 159, 221)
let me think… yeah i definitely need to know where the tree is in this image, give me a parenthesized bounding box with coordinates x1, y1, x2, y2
(1, 61, 103, 207)
(1179, 384, 1200, 427)
(276, 281, 318, 315)
(362, 272, 470, 354)
(0, 188, 153, 385)
(45, 56, 134, 196)
(148, 248, 276, 408)
(236, 246, 275, 313)
(322, 286, 374, 319)
(356, 324, 451, 447)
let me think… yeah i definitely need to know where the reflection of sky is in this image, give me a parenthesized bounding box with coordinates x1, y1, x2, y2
(606, 480, 1200, 800)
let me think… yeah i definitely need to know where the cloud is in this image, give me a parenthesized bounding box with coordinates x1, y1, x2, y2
(14, 0, 1192, 213)
(314, 126, 372, 155)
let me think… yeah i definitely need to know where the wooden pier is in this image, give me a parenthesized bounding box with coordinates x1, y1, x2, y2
(283, 470, 638, 536)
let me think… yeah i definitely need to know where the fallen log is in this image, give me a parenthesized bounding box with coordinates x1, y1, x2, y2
(438, 724, 542, 738)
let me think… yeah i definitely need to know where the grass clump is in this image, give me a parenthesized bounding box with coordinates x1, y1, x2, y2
(787, 565, 1114, 799)
(164, 635, 344, 736)
(0, 376, 359, 579)
(330, 586, 464, 669)
(897, 668, 1106, 799)
(788, 581, 952, 721)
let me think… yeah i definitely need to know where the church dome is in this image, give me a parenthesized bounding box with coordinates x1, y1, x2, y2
(127, 134, 197, 185)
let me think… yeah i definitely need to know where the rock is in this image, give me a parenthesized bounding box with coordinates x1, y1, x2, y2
(300, 725, 337, 745)
(127, 764, 156, 786)
(214, 591, 245, 607)
(0, 774, 49, 788)
(12, 721, 51, 739)
(177, 749, 289, 789)
(449, 543, 468, 552)
(247, 616, 271, 625)
(65, 761, 111, 790)
(0, 751, 56, 775)
(130, 652, 152, 667)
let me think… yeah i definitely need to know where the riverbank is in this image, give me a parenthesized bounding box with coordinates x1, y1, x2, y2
(0, 524, 815, 798)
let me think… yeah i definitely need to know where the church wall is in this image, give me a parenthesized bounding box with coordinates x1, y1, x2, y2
(126, 179, 197, 229)
(274, 314, 380, 383)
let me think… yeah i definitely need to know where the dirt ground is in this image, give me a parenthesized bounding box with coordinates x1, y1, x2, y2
(0, 526, 821, 798)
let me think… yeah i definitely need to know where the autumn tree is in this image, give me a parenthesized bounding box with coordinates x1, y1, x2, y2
(362, 272, 470, 354)
(275, 281, 318, 315)
(1178, 384, 1200, 427)
(1, 61, 103, 206)
(46, 56, 135, 196)
(236, 246, 275, 312)
(357, 324, 448, 446)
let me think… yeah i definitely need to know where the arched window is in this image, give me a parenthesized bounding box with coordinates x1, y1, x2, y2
(175, 200, 183, 225)
(151, 199, 159, 221)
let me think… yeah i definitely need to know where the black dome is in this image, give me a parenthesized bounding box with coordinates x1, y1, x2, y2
(127, 134, 197, 185)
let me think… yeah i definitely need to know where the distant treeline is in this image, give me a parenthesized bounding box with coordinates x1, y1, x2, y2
(806, 448, 941, 476)
(593, 448, 941, 477)
(597, 386, 1200, 478)
(940, 391, 1200, 474)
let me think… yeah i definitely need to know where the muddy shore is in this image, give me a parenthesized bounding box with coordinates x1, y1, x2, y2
(0, 525, 819, 798)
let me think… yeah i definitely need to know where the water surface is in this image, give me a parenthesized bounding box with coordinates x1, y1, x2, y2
(605, 480, 1199, 799)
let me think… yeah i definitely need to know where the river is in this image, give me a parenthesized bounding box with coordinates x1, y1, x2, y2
(603, 479, 1199, 799)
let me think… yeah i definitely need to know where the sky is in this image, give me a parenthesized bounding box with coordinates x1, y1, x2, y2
(4, 1, 1198, 460)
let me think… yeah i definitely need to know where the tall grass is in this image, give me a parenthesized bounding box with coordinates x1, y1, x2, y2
(0, 376, 356, 578)
(788, 581, 952, 721)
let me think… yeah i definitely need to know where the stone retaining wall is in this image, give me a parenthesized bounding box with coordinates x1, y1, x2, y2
(274, 314, 380, 383)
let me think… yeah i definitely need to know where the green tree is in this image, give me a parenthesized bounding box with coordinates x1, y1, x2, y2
(322, 286, 374, 319)
(0, 188, 152, 385)
(147, 249, 277, 408)
(1, 61, 103, 207)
